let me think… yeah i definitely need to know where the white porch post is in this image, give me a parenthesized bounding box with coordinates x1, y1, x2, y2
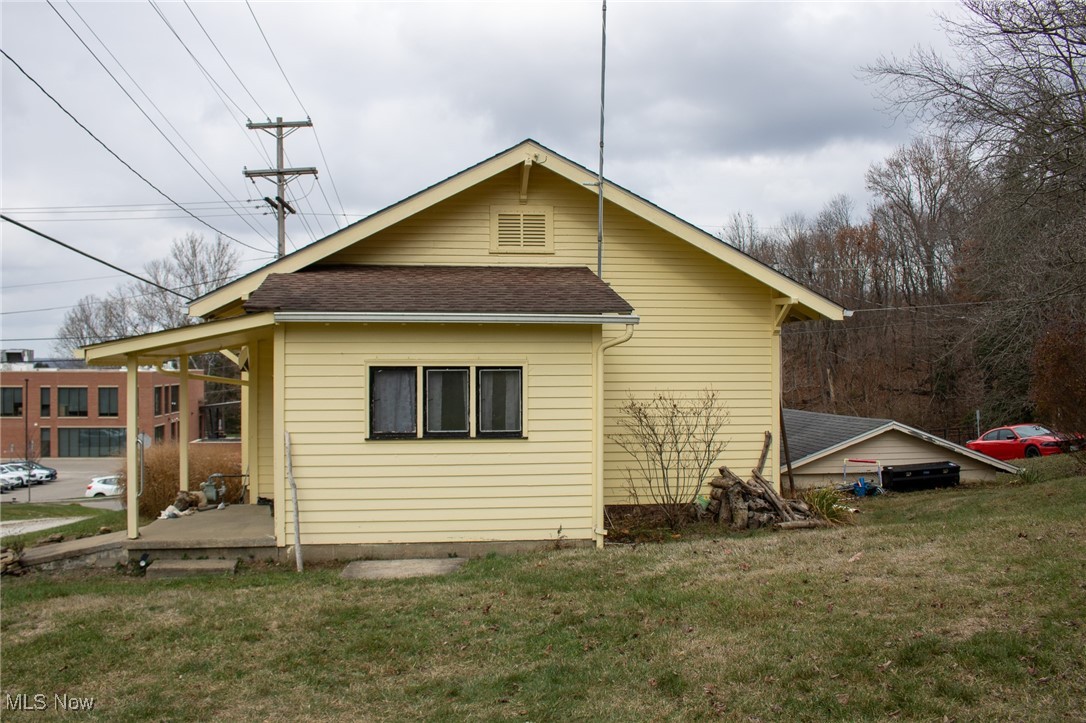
(126, 355, 139, 539)
(178, 355, 190, 491)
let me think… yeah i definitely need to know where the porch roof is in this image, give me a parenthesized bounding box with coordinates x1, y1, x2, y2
(80, 312, 276, 366)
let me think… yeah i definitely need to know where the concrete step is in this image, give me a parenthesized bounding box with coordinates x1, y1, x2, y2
(144, 558, 237, 579)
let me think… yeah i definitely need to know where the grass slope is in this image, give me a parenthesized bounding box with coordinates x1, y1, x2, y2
(2, 474, 1084, 721)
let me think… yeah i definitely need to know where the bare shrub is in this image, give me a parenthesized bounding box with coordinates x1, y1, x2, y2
(125, 443, 242, 519)
(609, 389, 729, 529)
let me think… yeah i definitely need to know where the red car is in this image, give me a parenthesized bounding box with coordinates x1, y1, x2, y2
(966, 424, 1082, 461)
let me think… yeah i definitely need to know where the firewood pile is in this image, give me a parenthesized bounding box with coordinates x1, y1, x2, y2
(1, 547, 24, 576)
(706, 466, 825, 530)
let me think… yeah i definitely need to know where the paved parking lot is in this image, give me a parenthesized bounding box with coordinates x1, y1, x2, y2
(0, 457, 125, 509)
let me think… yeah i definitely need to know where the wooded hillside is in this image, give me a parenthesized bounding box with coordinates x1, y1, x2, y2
(729, 1, 1085, 441)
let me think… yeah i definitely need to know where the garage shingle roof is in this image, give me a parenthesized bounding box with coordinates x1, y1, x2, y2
(782, 408, 891, 462)
(243, 265, 635, 316)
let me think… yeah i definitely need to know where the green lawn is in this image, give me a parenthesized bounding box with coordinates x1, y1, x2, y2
(2, 467, 1084, 721)
(0, 504, 126, 550)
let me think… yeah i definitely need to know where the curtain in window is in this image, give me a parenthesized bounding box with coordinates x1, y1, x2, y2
(478, 369, 522, 434)
(426, 369, 468, 434)
(372, 368, 416, 435)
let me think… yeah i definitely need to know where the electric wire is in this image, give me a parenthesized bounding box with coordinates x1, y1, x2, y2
(245, 0, 348, 225)
(52, 0, 277, 250)
(1, 215, 193, 300)
(0, 48, 267, 253)
(145, 0, 277, 171)
(183, 0, 268, 119)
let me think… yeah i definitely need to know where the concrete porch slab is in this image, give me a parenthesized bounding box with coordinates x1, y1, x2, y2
(145, 558, 238, 580)
(340, 558, 467, 580)
(129, 504, 275, 551)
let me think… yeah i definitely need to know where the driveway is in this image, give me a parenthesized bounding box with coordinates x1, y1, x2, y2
(0, 457, 124, 510)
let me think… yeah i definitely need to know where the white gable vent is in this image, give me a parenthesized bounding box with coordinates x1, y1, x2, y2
(490, 206, 553, 254)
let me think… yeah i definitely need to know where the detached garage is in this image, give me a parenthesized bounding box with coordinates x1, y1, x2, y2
(781, 409, 1020, 490)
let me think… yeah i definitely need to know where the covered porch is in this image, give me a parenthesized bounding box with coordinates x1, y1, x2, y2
(80, 313, 276, 544)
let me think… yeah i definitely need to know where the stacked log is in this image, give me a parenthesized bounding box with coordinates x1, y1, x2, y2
(706, 466, 825, 530)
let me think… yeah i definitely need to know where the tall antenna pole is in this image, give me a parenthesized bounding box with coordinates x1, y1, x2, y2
(597, 0, 607, 278)
(244, 117, 318, 258)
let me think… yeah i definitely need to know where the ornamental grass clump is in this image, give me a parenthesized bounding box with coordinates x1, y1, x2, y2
(129, 443, 242, 519)
(802, 486, 855, 525)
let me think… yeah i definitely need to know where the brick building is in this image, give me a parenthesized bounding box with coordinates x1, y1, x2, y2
(0, 352, 204, 459)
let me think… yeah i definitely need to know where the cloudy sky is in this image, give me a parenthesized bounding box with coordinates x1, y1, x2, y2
(2, 1, 958, 357)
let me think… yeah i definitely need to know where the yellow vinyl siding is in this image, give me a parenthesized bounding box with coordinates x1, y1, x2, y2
(787, 429, 1007, 489)
(279, 323, 597, 545)
(322, 164, 779, 505)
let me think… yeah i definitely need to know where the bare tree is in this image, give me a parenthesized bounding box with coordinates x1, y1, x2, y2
(54, 233, 239, 355)
(867, 0, 1086, 205)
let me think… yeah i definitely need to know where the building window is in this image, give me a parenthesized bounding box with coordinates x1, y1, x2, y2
(490, 206, 553, 254)
(424, 368, 469, 437)
(154, 425, 165, 443)
(370, 367, 417, 438)
(170, 384, 180, 412)
(40, 428, 51, 458)
(40, 387, 51, 417)
(477, 368, 523, 437)
(1, 387, 23, 417)
(98, 387, 119, 417)
(58, 388, 88, 417)
(58, 428, 125, 457)
(370, 365, 524, 440)
(154, 386, 163, 416)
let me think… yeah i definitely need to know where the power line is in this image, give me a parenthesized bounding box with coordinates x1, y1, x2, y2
(1, 215, 192, 300)
(183, 0, 268, 119)
(145, 0, 279, 173)
(51, 0, 277, 250)
(0, 47, 268, 254)
(245, 0, 349, 224)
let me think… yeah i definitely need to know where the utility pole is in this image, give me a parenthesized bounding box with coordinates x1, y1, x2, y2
(244, 117, 318, 258)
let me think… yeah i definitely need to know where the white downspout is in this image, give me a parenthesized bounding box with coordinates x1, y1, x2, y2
(594, 322, 635, 547)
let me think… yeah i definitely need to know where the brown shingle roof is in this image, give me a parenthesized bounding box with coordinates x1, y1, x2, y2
(243, 265, 635, 316)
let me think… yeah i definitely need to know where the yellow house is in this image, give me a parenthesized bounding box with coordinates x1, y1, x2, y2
(82, 140, 844, 557)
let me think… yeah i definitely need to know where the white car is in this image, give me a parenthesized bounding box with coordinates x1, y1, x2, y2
(0, 464, 29, 490)
(20, 461, 58, 482)
(85, 475, 123, 497)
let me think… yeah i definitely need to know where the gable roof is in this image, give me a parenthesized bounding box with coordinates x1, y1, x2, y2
(189, 139, 846, 323)
(782, 408, 1020, 474)
(243, 265, 634, 315)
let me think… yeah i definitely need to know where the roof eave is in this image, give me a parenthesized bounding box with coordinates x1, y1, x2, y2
(272, 311, 640, 325)
(81, 312, 276, 367)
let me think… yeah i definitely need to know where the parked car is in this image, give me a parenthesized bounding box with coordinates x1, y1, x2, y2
(6, 461, 56, 484)
(20, 461, 58, 482)
(966, 424, 1082, 461)
(85, 475, 123, 497)
(0, 464, 30, 490)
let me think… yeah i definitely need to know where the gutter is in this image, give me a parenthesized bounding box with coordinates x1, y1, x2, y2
(594, 322, 637, 546)
(273, 311, 640, 326)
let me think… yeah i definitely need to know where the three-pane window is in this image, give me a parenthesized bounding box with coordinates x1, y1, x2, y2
(370, 366, 523, 440)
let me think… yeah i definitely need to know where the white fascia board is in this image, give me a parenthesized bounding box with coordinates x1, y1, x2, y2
(273, 312, 640, 326)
